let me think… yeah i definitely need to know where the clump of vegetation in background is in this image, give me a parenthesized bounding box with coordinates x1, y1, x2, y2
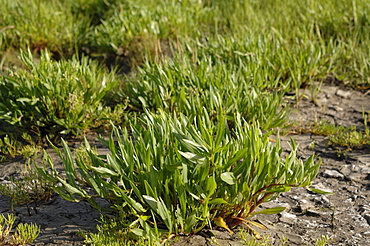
(1, 0, 369, 87)
(0, 49, 119, 136)
(125, 55, 287, 130)
(0, 0, 85, 55)
(310, 118, 370, 149)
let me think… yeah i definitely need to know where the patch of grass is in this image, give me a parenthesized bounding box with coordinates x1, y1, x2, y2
(237, 227, 274, 246)
(86, 0, 205, 59)
(327, 129, 370, 148)
(310, 121, 350, 136)
(311, 235, 331, 246)
(2, 0, 368, 89)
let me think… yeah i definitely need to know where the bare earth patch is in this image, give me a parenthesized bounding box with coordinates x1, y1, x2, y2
(1, 84, 369, 245)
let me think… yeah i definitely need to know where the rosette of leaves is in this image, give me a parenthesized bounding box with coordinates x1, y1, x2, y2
(0, 49, 118, 135)
(37, 110, 320, 242)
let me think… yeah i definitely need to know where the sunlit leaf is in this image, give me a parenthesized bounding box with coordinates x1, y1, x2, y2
(220, 172, 235, 185)
(178, 151, 205, 163)
(246, 220, 267, 230)
(214, 217, 233, 234)
(249, 207, 286, 216)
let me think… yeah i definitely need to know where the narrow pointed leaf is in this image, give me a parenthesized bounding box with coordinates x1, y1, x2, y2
(249, 207, 286, 216)
(307, 187, 334, 195)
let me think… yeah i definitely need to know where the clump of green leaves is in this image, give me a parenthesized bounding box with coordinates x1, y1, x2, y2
(0, 49, 119, 135)
(37, 110, 320, 243)
(125, 56, 287, 130)
(0, 213, 40, 246)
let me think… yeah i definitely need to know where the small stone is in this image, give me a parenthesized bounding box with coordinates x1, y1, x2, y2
(340, 165, 352, 176)
(321, 195, 331, 204)
(279, 212, 297, 224)
(344, 186, 358, 193)
(322, 169, 344, 179)
(299, 199, 315, 212)
(283, 232, 303, 244)
(305, 209, 327, 217)
(336, 89, 351, 98)
(333, 106, 344, 111)
(347, 173, 364, 182)
(363, 214, 370, 226)
(313, 195, 332, 207)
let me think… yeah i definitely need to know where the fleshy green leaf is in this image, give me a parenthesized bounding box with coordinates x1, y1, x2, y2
(307, 187, 334, 195)
(249, 207, 286, 216)
(89, 166, 119, 177)
(209, 198, 229, 205)
(178, 151, 205, 163)
(220, 172, 235, 185)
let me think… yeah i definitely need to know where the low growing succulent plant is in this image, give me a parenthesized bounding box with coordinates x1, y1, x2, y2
(37, 110, 321, 243)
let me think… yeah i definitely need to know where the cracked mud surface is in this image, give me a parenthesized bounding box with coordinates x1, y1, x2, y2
(1, 84, 369, 245)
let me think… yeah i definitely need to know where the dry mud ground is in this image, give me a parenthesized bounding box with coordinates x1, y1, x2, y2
(1, 83, 370, 245)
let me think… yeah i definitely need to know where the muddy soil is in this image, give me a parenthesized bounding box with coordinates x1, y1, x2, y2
(1, 84, 369, 245)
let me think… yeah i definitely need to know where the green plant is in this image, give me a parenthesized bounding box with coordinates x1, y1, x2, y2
(0, 0, 92, 54)
(0, 132, 41, 162)
(310, 235, 331, 246)
(0, 213, 40, 246)
(37, 110, 320, 243)
(0, 49, 119, 135)
(85, 0, 219, 64)
(309, 120, 345, 136)
(237, 227, 274, 246)
(328, 129, 370, 148)
(80, 215, 149, 246)
(125, 56, 288, 130)
(0, 167, 55, 213)
(286, 119, 370, 150)
(307, 120, 370, 148)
